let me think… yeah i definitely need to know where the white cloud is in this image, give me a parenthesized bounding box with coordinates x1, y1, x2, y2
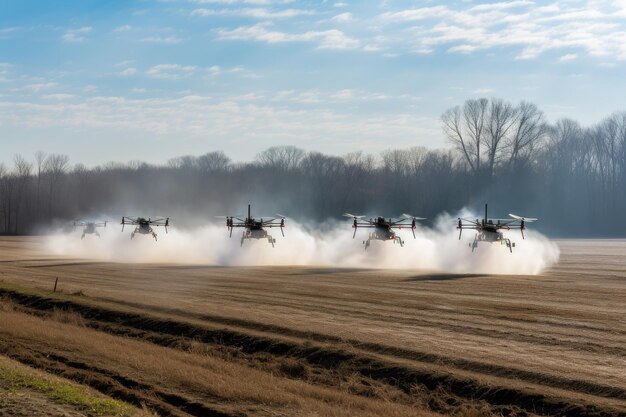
(118, 67, 138, 76)
(206, 65, 245, 76)
(25, 82, 59, 92)
(146, 64, 197, 79)
(447, 44, 478, 53)
(273, 89, 393, 103)
(112, 25, 132, 33)
(378, 1, 626, 60)
(559, 53, 578, 62)
(0, 28, 16, 39)
(0, 63, 12, 82)
(191, 0, 295, 4)
(330, 12, 352, 22)
(115, 60, 134, 67)
(140, 36, 183, 44)
(216, 24, 360, 49)
(61, 26, 92, 43)
(42, 93, 75, 100)
(472, 87, 494, 94)
(380, 6, 450, 22)
(191, 7, 313, 18)
(0, 94, 439, 152)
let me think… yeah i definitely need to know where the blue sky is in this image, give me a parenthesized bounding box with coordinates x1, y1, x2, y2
(1, 0, 625, 166)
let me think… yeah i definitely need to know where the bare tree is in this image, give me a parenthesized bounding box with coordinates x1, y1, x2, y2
(197, 151, 231, 174)
(12, 155, 33, 233)
(34, 151, 47, 222)
(442, 99, 486, 175)
(256, 146, 306, 171)
(484, 99, 517, 179)
(507, 102, 547, 171)
(44, 154, 70, 218)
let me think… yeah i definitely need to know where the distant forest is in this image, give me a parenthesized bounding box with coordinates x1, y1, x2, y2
(1, 97, 625, 237)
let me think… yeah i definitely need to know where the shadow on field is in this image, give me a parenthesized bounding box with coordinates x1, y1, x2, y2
(403, 273, 487, 282)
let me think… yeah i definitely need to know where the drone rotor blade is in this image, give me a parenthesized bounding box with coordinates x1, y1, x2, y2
(509, 213, 538, 222)
(400, 213, 426, 220)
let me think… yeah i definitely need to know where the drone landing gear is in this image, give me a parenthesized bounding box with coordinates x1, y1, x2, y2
(502, 239, 515, 253)
(470, 241, 478, 252)
(152, 232, 158, 241)
(268, 235, 276, 248)
(81, 233, 85, 240)
(130, 232, 135, 240)
(394, 237, 404, 247)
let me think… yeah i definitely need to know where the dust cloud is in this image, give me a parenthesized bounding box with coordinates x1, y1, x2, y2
(45, 211, 560, 275)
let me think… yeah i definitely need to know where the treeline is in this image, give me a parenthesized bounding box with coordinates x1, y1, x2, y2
(1, 98, 625, 236)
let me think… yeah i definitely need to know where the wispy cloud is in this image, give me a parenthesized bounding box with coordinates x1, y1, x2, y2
(191, 0, 295, 4)
(206, 65, 244, 76)
(0, 63, 11, 82)
(24, 82, 59, 92)
(0, 94, 438, 152)
(191, 7, 313, 18)
(41, 93, 75, 101)
(559, 53, 578, 62)
(216, 23, 360, 49)
(330, 12, 352, 22)
(0, 27, 16, 39)
(378, 1, 626, 60)
(140, 36, 183, 44)
(146, 64, 197, 79)
(118, 67, 138, 76)
(61, 26, 92, 43)
(112, 25, 132, 33)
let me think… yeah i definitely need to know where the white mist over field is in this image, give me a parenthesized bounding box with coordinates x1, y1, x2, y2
(46, 211, 560, 275)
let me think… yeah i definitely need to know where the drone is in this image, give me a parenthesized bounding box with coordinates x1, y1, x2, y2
(457, 204, 537, 253)
(121, 217, 169, 241)
(73, 220, 107, 239)
(343, 213, 425, 250)
(222, 204, 285, 247)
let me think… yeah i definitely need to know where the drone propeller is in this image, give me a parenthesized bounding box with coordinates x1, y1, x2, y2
(400, 213, 427, 220)
(508, 214, 537, 222)
(509, 214, 536, 240)
(397, 214, 426, 238)
(456, 217, 480, 239)
(343, 213, 366, 238)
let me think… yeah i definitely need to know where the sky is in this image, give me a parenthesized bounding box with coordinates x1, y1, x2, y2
(1, 0, 626, 166)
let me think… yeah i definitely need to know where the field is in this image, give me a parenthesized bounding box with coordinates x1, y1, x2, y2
(0, 236, 625, 417)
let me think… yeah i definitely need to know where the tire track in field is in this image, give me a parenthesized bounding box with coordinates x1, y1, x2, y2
(138, 288, 626, 356)
(0, 339, 240, 417)
(2, 288, 625, 417)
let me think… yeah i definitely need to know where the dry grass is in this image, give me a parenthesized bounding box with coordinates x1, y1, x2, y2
(0, 309, 439, 417)
(0, 355, 151, 417)
(0, 237, 625, 416)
